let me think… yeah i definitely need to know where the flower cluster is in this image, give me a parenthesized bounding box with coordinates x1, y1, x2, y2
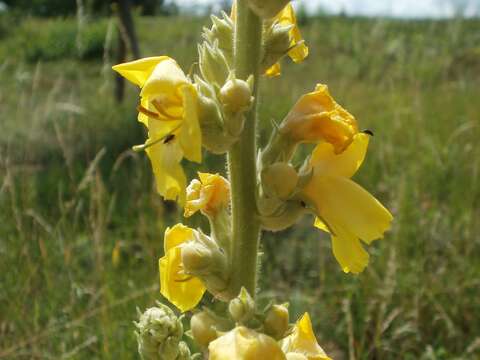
(114, 0, 393, 358)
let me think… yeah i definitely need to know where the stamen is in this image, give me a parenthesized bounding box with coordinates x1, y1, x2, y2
(137, 105, 160, 119)
(151, 99, 184, 121)
(175, 275, 194, 283)
(132, 124, 182, 152)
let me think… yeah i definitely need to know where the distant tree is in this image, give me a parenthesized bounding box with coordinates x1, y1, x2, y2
(114, 0, 141, 102)
(4, 0, 76, 16)
(4, 0, 166, 17)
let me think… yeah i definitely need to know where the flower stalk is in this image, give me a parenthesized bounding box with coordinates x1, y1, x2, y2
(227, 0, 263, 297)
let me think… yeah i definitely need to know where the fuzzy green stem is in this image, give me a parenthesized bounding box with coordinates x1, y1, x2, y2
(227, 0, 263, 297)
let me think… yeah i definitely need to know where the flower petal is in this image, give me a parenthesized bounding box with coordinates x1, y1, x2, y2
(209, 327, 286, 360)
(112, 56, 169, 87)
(159, 247, 206, 312)
(164, 224, 195, 252)
(145, 140, 187, 205)
(280, 84, 358, 153)
(310, 132, 370, 178)
(282, 313, 331, 360)
(276, 4, 309, 63)
(305, 175, 392, 244)
(178, 84, 202, 163)
(141, 58, 189, 98)
(331, 231, 369, 274)
(265, 62, 282, 77)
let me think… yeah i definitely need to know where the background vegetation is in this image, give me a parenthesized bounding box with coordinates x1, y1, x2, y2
(0, 9, 479, 360)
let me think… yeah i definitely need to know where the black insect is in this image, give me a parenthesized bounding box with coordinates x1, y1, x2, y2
(163, 134, 175, 144)
(362, 129, 374, 136)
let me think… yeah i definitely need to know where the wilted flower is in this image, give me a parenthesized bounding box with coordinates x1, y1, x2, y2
(184, 173, 230, 218)
(113, 56, 201, 205)
(281, 313, 331, 360)
(209, 326, 286, 360)
(279, 84, 358, 154)
(301, 133, 393, 274)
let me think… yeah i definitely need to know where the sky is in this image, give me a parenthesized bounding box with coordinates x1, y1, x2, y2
(170, 0, 480, 18)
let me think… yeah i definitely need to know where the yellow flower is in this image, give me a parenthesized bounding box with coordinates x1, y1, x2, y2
(230, 1, 308, 77)
(159, 224, 206, 312)
(265, 3, 309, 77)
(209, 326, 286, 360)
(184, 172, 230, 218)
(280, 84, 358, 154)
(281, 313, 331, 360)
(301, 133, 393, 274)
(112, 56, 201, 204)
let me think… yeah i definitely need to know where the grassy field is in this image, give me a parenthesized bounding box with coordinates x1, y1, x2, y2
(1, 14, 479, 359)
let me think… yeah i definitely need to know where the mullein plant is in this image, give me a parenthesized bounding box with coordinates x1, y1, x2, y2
(114, 0, 393, 358)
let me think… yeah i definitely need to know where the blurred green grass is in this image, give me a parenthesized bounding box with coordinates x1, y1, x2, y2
(0, 14, 479, 359)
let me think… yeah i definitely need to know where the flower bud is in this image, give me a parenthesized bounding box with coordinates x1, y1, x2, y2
(195, 86, 237, 154)
(229, 288, 255, 324)
(247, 0, 291, 18)
(198, 41, 230, 86)
(203, 13, 234, 64)
(181, 241, 212, 274)
(258, 200, 305, 232)
(135, 302, 185, 360)
(262, 163, 298, 200)
(219, 78, 253, 114)
(262, 23, 294, 72)
(190, 311, 220, 347)
(177, 342, 192, 360)
(209, 326, 286, 360)
(264, 304, 290, 339)
(181, 231, 231, 301)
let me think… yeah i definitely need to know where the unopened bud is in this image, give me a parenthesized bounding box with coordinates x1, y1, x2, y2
(229, 288, 255, 324)
(196, 88, 237, 154)
(262, 162, 298, 200)
(262, 23, 294, 71)
(264, 304, 289, 339)
(177, 342, 192, 360)
(190, 311, 220, 347)
(181, 231, 230, 300)
(219, 78, 253, 114)
(247, 0, 291, 18)
(203, 13, 234, 64)
(198, 42, 230, 86)
(259, 200, 305, 232)
(181, 241, 212, 274)
(135, 302, 185, 360)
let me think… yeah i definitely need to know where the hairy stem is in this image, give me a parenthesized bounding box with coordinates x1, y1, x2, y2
(227, 0, 263, 297)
